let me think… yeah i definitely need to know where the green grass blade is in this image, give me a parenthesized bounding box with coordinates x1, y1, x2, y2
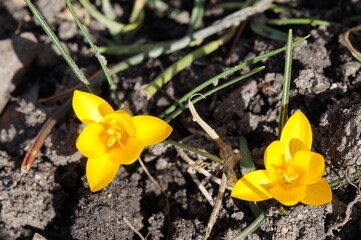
(147, 0, 184, 21)
(279, 29, 293, 136)
(159, 35, 310, 119)
(229, 211, 265, 240)
(329, 170, 361, 188)
(80, 0, 144, 36)
(79, 0, 124, 33)
(129, 0, 146, 23)
(101, 0, 121, 42)
(24, 0, 95, 94)
(269, 3, 295, 13)
(96, 40, 178, 55)
(164, 66, 265, 122)
(144, 29, 235, 99)
(250, 15, 288, 41)
(239, 136, 255, 173)
(65, 0, 121, 106)
(267, 18, 331, 27)
(91, 0, 273, 87)
(187, 0, 206, 34)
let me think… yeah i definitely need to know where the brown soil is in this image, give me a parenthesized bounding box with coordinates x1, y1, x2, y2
(1, 0, 361, 239)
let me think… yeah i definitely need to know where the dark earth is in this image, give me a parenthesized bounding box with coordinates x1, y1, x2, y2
(1, 0, 361, 239)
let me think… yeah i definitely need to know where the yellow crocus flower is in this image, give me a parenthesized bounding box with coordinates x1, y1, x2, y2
(72, 90, 173, 192)
(231, 111, 332, 206)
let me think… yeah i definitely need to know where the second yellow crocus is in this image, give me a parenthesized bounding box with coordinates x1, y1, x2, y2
(231, 111, 332, 206)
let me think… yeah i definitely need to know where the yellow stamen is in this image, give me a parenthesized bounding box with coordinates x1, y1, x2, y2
(107, 135, 117, 147)
(278, 162, 299, 184)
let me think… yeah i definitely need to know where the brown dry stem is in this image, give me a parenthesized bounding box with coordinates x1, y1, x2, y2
(138, 157, 171, 240)
(188, 96, 241, 239)
(123, 216, 146, 240)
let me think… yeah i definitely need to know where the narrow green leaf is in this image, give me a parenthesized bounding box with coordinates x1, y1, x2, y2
(65, 0, 121, 106)
(267, 18, 331, 27)
(239, 136, 255, 173)
(159, 35, 310, 120)
(24, 0, 95, 94)
(164, 66, 265, 122)
(279, 29, 293, 136)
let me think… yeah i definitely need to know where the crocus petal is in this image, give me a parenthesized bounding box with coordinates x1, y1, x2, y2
(133, 115, 173, 146)
(86, 155, 120, 192)
(76, 123, 107, 158)
(72, 90, 114, 125)
(270, 184, 306, 206)
(110, 137, 144, 165)
(231, 170, 273, 201)
(301, 178, 332, 206)
(280, 111, 312, 158)
(264, 140, 286, 180)
(294, 150, 325, 184)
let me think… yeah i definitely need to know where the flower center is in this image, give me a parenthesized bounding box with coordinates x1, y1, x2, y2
(106, 120, 125, 148)
(277, 161, 299, 184)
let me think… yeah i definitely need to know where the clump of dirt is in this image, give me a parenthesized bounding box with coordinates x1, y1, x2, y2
(0, 150, 59, 239)
(71, 176, 143, 240)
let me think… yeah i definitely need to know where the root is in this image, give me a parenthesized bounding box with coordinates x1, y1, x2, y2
(326, 178, 361, 236)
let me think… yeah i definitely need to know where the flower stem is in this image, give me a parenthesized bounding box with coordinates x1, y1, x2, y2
(230, 210, 265, 240)
(329, 170, 361, 188)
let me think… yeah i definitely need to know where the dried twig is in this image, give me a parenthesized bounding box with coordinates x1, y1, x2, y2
(176, 147, 215, 206)
(341, 25, 361, 62)
(123, 216, 146, 240)
(175, 144, 232, 188)
(21, 100, 71, 172)
(205, 172, 227, 239)
(138, 157, 171, 240)
(188, 96, 241, 238)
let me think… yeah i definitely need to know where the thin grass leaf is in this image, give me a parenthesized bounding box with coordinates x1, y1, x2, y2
(24, 0, 95, 94)
(79, 0, 144, 36)
(164, 66, 265, 122)
(229, 210, 265, 240)
(267, 18, 331, 27)
(329, 170, 361, 188)
(147, 0, 184, 21)
(187, 0, 206, 34)
(79, 0, 124, 32)
(91, 0, 273, 97)
(250, 15, 288, 41)
(279, 29, 293, 136)
(239, 136, 255, 173)
(65, 0, 121, 106)
(101, 0, 120, 42)
(144, 28, 236, 99)
(130, 0, 147, 23)
(269, 3, 298, 14)
(159, 35, 310, 119)
(97, 40, 178, 55)
(96, 37, 206, 56)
